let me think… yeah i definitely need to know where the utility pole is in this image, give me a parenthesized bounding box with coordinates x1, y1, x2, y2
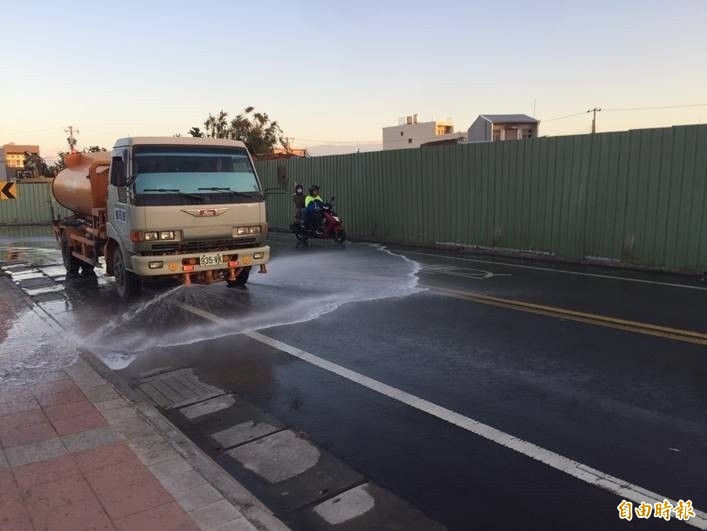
(282, 137, 295, 153)
(65, 125, 79, 152)
(586, 108, 601, 134)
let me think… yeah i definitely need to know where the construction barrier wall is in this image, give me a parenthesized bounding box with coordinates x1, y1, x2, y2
(256, 125, 707, 272)
(0, 181, 70, 226)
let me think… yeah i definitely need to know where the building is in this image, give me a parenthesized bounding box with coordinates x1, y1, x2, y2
(383, 114, 466, 150)
(1, 143, 40, 180)
(467, 115, 539, 142)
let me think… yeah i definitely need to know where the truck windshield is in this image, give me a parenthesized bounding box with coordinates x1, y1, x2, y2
(132, 146, 262, 205)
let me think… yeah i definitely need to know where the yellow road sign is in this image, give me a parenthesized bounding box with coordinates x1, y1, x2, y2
(0, 181, 17, 200)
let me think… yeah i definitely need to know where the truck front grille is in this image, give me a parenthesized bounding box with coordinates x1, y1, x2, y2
(144, 238, 259, 255)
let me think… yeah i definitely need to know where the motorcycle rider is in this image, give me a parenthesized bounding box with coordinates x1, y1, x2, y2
(304, 185, 325, 234)
(293, 183, 305, 226)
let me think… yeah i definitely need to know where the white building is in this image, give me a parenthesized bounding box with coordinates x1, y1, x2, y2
(382, 115, 466, 150)
(467, 114, 539, 142)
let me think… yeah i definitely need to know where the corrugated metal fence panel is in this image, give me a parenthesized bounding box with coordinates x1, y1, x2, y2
(256, 124, 707, 271)
(0, 182, 71, 225)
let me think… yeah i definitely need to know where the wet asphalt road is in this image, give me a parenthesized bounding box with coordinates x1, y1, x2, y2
(1, 228, 706, 530)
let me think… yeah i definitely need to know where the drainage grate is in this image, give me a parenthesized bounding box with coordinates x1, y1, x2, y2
(139, 369, 224, 409)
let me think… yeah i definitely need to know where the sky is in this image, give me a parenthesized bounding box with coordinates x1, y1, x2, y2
(1, 0, 705, 158)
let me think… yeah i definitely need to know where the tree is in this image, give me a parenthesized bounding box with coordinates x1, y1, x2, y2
(49, 152, 67, 175)
(82, 146, 107, 153)
(192, 107, 285, 155)
(203, 110, 230, 138)
(229, 107, 283, 155)
(23, 152, 49, 178)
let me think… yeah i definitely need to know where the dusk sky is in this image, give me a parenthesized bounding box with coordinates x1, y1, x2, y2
(1, 0, 705, 158)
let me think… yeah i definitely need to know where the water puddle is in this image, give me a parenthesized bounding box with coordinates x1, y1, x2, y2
(0, 307, 79, 386)
(0, 226, 61, 267)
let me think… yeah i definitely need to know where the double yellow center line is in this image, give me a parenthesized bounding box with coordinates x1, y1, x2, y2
(428, 285, 707, 346)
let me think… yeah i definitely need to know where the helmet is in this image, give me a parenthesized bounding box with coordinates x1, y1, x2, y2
(309, 185, 320, 195)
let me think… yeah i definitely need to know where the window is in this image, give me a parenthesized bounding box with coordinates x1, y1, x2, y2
(408, 138, 413, 144)
(400, 131, 404, 136)
(132, 146, 262, 206)
(110, 156, 126, 187)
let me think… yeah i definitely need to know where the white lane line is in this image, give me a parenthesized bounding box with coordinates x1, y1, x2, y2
(173, 299, 707, 528)
(389, 250, 707, 291)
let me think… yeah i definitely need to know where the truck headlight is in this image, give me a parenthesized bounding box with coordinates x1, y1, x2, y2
(130, 230, 179, 242)
(233, 226, 261, 237)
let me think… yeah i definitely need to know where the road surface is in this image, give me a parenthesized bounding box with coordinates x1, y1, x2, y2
(1, 227, 705, 530)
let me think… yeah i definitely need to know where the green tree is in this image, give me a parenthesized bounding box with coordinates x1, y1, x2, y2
(23, 152, 49, 178)
(82, 146, 107, 153)
(193, 107, 285, 155)
(50, 152, 67, 174)
(229, 107, 283, 155)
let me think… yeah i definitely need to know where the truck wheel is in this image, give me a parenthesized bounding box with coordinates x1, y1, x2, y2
(227, 266, 251, 288)
(61, 233, 81, 275)
(113, 246, 141, 300)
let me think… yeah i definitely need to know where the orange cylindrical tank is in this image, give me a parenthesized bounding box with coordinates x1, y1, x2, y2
(52, 151, 111, 216)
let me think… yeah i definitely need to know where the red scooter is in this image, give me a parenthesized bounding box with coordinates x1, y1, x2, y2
(290, 197, 346, 244)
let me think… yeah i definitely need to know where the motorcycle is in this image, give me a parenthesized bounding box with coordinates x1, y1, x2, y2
(290, 197, 346, 244)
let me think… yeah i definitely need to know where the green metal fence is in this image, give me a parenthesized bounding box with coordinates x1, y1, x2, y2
(2, 126, 704, 271)
(0, 181, 71, 226)
(256, 124, 707, 272)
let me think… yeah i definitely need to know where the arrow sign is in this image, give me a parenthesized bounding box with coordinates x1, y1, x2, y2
(0, 182, 17, 200)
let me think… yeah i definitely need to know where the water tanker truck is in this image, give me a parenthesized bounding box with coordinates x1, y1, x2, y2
(52, 137, 269, 299)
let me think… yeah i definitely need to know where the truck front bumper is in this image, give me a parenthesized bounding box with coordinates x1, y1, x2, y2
(130, 245, 270, 277)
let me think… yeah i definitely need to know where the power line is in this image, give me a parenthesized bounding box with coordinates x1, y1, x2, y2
(0, 126, 64, 137)
(79, 127, 131, 136)
(603, 103, 707, 112)
(540, 102, 707, 122)
(541, 112, 587, 122)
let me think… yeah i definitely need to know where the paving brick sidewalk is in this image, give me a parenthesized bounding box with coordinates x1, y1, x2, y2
(0, 277, 278, 531)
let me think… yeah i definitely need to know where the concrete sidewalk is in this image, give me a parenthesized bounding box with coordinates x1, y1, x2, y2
(0, 276, 288, 531)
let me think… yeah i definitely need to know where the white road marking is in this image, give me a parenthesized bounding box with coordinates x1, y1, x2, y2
(173, 299, 707, 528)
(395, 249, 707, 291)
(420, 264, 512, 280)
(267, 232, 706, 291)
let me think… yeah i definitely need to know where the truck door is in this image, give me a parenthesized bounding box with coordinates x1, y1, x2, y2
(107, 148, 131, 247)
